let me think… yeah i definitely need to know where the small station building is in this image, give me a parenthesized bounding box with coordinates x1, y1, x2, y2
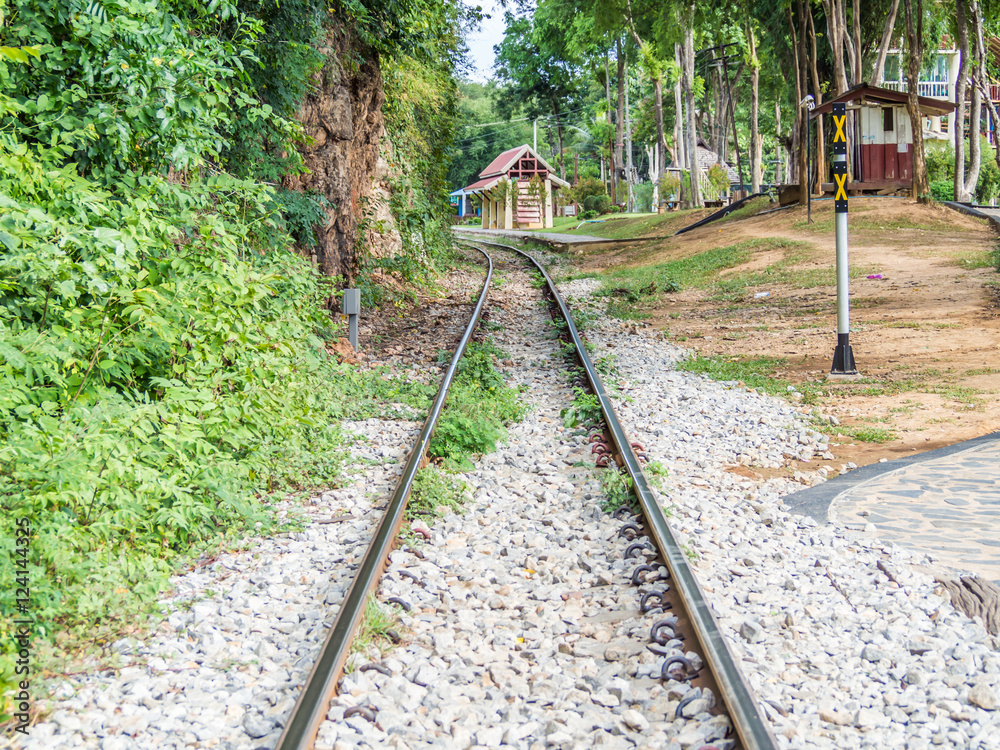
(463, 145, 570, 230)
(811, 84, 955, 191)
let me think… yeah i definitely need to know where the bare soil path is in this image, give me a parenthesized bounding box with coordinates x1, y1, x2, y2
(570, 197, 1000, 477)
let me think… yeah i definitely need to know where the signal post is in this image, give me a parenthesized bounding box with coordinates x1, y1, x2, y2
(830, 102, 858, 375)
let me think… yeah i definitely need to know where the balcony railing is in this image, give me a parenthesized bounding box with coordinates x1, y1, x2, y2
(882, 80, 952, 99)
(882, 80, 1000, 102)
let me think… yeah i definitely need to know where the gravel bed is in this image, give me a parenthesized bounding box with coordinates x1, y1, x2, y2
(323, 256, 733, 750)
(22, 245, 1000, 750)
(556, 272, 1000, 750)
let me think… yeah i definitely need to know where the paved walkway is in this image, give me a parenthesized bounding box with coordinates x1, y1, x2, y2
(453, 226, 612, 245)
(786, 432, 1000, 583)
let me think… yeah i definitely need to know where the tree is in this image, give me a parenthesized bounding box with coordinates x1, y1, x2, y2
(681, 3, 701, 207)
(905, 0, 930, 203)
(493, 10, 586, 177)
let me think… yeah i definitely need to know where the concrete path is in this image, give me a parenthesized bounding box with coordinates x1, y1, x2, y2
(454, 226, 614, 245)
(786, 432, 1000, 583)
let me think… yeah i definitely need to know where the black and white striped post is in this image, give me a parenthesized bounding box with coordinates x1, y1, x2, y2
(830, 102, 858, 375)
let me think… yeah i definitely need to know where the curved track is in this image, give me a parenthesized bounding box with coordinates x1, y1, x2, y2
(276, 239, 778, 750)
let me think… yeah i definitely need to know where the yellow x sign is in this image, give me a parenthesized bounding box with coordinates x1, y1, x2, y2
(833, 114, 847, 143)
(834, 172, 848, 201)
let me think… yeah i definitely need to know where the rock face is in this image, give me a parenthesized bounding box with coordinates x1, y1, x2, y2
(284, 27, 401, 287)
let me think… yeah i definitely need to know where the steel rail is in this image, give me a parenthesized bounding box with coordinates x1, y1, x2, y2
(275, 248, 494, 750)
(458, 236, 779, 750)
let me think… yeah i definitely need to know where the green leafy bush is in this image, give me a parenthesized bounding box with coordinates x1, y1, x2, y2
(567, 177, 607, 206)
(428, 341, 526, 468)
(0, 137, 381, 705)
(407, 466, 468, 519)
(706, 164, 730, 200)
(580, 210, 598, 220)
(930, 179, 954, 202)
(592, 195, 612, 214)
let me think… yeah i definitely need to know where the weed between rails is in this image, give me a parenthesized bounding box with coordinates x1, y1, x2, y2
(350, 596, 403, 662)
(428, 339, 527, 471)
(407, 467, 469, 520)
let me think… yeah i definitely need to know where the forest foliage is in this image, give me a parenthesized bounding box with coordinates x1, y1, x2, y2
(462, 0, 1000, 208)
(0, 0, 465, 709)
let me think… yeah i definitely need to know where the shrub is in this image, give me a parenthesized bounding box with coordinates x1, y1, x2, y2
(930, 179, 954, 202)
(580, 209, 598, 220)
(593, 194, 612, 214)
(706, 164, 730, 199)
(925, 138, 1000, 203)
(660, 172, 681, 199)
(583, 195, 598, 212)
(567, 177, 607, 206)
(428, 341, 525, 469)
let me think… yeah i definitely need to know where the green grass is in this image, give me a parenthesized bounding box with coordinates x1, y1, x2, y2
(677, 354, 822, 404)
(351, 596, 403, 658)
(838, 425, 897, 443)
(600, 468, 636, 513)
(595, 238, 807, 318)
(717, 196, 772, 224)
(792, 214, 958, 234)
(429, 339, 527, 470)
(543, 209, 706, 240)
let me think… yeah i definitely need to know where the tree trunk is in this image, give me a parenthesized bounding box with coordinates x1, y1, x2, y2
(683, 13, 702, 207)
(776, 102, 784, 183)
(713, 66, 723, 159)
(797, 0, 809, 202)
(606, 52, 616, 204)
(749, 25, 761, 193)
(674, 44, 685, 169)
(966, 0, 985, 198)
(615, 37, 626, 202)
(905, 0, 930, 203)
(843, 2, 858, 87)
(852, 0, 863, 84)
(955, 0, 970, 201)
(787, 6, 802, 185)
(654, 78, 665, 188)
(807, 10, 826, 191)
(871, 0, 901, 85)
(972, 76, 1000, 172)
(625, 55, 635, 212)
(821, 0, 850, 94)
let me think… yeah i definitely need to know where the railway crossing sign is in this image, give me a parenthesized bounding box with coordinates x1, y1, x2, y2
(830, 102, 858, 375)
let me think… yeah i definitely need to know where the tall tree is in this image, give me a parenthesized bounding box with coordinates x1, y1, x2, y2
(682, 4, 702, 207)
(904, 0, 930, 203)
(748, 23, 762, 193)
(871, 0, 902, 85)
(493, 11, 585, 176)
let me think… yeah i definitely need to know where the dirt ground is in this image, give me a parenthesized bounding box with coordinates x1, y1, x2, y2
(572, 197, 1000, 475)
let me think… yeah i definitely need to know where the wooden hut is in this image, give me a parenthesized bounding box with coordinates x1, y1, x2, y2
(811, 84, 955, 192)
(463, 145, 570, 230)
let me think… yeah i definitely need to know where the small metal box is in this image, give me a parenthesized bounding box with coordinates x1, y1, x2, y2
(342, 288, 360, 315)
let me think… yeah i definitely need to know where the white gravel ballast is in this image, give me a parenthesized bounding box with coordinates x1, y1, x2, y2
(557, 274, 1000, 750)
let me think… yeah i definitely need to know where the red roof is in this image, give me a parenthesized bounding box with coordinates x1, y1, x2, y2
(479, 145, 530, 178)
(464, 176, 502, 191)
(811, 83, 955, 117)
(462, 144, 570, 193)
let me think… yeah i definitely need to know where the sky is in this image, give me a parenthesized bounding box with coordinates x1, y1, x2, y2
(463, 0, 507, 83)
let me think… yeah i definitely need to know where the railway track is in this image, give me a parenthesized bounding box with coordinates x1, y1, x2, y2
(275, 240, 778, 750)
